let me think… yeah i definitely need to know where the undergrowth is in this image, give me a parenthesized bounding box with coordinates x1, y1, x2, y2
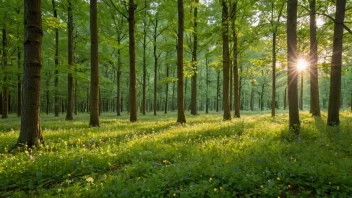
(0, 111, 351, 197)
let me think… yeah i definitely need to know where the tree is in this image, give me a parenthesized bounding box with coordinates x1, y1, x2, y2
(1, 26, 8, 119)
(232, 2, 240, 118)
(221, 0, 231, 120)
(327, 0, 346, 126)
(52, 0, 60, 117)
(309, 0, 321, 117)
(18, 0, 44, 147)
(66, 0, 74, 120)
(128, 0, 137, 122)
(89, 0, 100, 127)
(190, 0, 199, 116)
(177, 0, 186, 124)
(287, 0, 299, 130)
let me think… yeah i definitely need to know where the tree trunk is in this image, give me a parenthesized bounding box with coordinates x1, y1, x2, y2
(216, 70, 220, 112)
(233, 28, 240, 117)
(164, 64, 169, 114)
(284, 86, 287, 110)
(177, 0, 186, 123)
(221, 1, 231, 120)
(17, 38, 22, 117)
(250, 81, 255, 111)
(287, 0, 300, 131)
(52, 0, 59, 117)
(2, 27, 8, 119)
(206, 55, 209, 114)
(300, 73, 303, 110)
(116, 48, 121, 116)
(141, 0, 147, 115)
(153, 19, 158, 116)
(46, 76, 49, 115)
(190, 0, 198, 115)
(272, 32, 277, 116)
(327, 0, 346, 126)
(74, 76, 77, 115)
(66, 0, 74, 120)
(309, 0, 321, 117)
(89, 0, 100, 127)
(18, 0, 44, 147)
(129, 0, 137, 122)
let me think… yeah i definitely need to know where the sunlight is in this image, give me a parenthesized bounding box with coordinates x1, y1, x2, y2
(297, 58, 308, 71)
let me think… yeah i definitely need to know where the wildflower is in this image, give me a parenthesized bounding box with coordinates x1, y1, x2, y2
(220, 186, 223, 190)
(294, 159, 296, 162)
(108, 162, 112, 166)
(329, 182, 331, 185)
(68, 174, 71, 177)
(226, 160, 229, 163)
(260, 185, 263, 189)
(162, 160, 169, 164)
(337, 186, 339, 190)
(173, 193, 177, 197)
(276, 177, 280, 181)
(209, 177, 213, 182)
(77, 138, 81, 142)
(214, 188, 218, 192)
(86, 177, 94, 183)
(288, 184, 291, 188)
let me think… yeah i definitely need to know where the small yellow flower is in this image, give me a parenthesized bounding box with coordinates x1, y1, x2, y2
(86, 177, 94, 183)
(220, 186, 223, 190)
(68, 174, 71, 177)
(173, 193, 176, 197)
(276, 177, 280, 181)
(209, 178, 213, 182)
(329, 182, 331, 185)
(278, 196, 280, 198)
(294, 159, 296, 162)
(77, 138, 81, 142)
(337, 186, 339, 190)
(226, 160, 229, 163)
(214, 188, 218, 192)
(288, 184, 291, 188)
(162, 160, 169, 164)
(108, 162, 112, 166)
(260, 185, 263, 189)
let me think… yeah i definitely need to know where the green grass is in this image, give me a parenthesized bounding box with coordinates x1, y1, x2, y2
(1, 111, 352, 197)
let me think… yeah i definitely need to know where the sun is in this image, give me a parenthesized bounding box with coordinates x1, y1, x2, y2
(297, 58, 308, 71)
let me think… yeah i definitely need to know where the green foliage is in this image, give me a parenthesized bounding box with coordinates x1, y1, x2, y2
(1, 112, 352, 197)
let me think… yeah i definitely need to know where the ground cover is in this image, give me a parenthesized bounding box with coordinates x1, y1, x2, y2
(0, 111, 352, 197)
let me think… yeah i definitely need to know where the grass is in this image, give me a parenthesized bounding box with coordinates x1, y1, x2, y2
(0, 110, 352, 197)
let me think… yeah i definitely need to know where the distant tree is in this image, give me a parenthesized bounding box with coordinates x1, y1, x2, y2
(287, 0, 300, 131)
(1, 26, 8, 119)
(89, 0, 100, 127)
(52, 0, 60, 117)
(18, 0, 44, 147)
(177, 0, 186, 124)
(128, 0, 137, 122)
(190, 0, 199, 116)
(327, 0, 346, 126)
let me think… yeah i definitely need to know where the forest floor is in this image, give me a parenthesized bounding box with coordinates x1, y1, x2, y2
(0, 111, 352, 197)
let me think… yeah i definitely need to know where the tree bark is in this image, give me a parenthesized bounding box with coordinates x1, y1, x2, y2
(89, 0, 100, 127)
(177, 0, 186, 123)
(66, 0, 74, 120)
(17, 34, 22, 117)
(216, 70, 220, 112)
(309, 0, 321, 117)
(129, 0, 137, 122)
(190, 0, 198, 116)
(153, 19, 158, 116)
(18, 0, 44, 147)
(221, 1, 231, 120)
(327, 0, 346, 126)
(206, 55, 209, 114)
(141, 0, 147, 115)
(2, 27, 8, 119)
(233, 27, 240, 117)
(300, 73, 303, 110)
(287, 0, 300, 131)
(52, 0, 59, 117)
(164, 64, 169, 114)
(272, 32, 277, 116)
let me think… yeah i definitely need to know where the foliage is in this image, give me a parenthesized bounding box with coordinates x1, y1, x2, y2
(1, 112, 352, 197)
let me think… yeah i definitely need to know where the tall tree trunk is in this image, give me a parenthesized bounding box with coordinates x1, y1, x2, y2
(284, 86, 287, 110)
(17, 35, 22, 117)
(216, 70, 220, 112)
(300, 73, 303, 110)
(206, 55, 209, 114)
(66, 0, 74, 120)
(89, 0, 100, 127)
(177, 0, 186, 123)
(287, 0, 300, 131)
(153, 19, 158, 116)
(272, 32, 277, 116)
(2, 27, 8, 119)
(250, 81, 255, 111)
(52, 0, 59, 117)
(129, 0, 137, 122)
(46, 76, 49, 115)
(233, 28, 240, 117)
(190, 0, 198, 115)
(309, 0, 321, 117)
(116, 48, 121, 116)
(141, 0, 147, 115)
(164, 64, 169, 114)
(18, 0, 44, 147)
(221, 1, 231, 120)
(327, 0, 346, 126)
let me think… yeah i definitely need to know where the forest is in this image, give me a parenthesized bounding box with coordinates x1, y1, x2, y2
(0, 0, 352, 197)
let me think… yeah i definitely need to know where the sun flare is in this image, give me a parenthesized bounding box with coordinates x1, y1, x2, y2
(297, 59, 308, 71)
